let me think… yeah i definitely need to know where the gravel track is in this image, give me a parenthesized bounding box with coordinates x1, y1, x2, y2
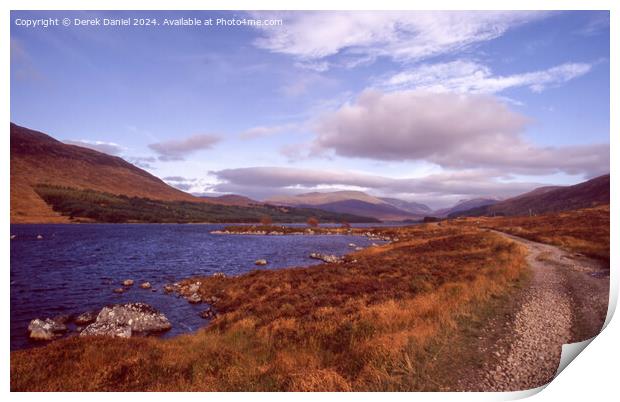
(460, 231, 609, 391)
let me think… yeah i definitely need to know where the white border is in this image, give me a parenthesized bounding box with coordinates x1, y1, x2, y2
(3, 1, 617, 401)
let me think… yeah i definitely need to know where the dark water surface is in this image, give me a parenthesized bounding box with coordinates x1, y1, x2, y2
(10, 224, 380, 350)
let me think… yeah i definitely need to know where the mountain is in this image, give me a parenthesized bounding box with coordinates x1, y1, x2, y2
(267, 191, 386, 206)
(202, 194, 260, 206)
(450, 174, 610, 218)
(265, 191, 428, 221)
(11, 123, 215, 223)
(10, 123, 376, 224)
(379, 197, 432, 215)
(433, 198, 500, 217)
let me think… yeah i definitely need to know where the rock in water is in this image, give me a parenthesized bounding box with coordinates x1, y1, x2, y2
(140, 282, 151, 289)
(187, 293, 202, 304)
(53, 314, 73, 324)
(163, 284, 176, 293)
(28, 318, 67, 341)
(199, 307, 217, 319)
(309, 252, 343, 263)
(80, 322, 132, 338)
(80, 303, 171, 338)
(113, 287, 125, 294)
(74, 310, 98, 325)
(255, 259, 268, 266)
(36, 235, 43, 240)
(122, 279, 134, 286)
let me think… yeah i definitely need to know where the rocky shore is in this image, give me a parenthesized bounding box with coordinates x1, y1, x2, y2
(211, 225, 397, 242)
(27, 302, 172, 341)
(23, 228, 397, 347)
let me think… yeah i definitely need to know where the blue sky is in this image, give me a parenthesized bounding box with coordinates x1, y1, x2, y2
(10, 10, 609, 208)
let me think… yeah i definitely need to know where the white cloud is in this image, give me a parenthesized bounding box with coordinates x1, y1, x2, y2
(148, 133, 221, 161)
(381, 60, 592, 94)
(252, 11, 547, 68)
(310, 89, 608, 176)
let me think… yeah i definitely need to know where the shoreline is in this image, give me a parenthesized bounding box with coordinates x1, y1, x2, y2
(10, 207, 610, 391)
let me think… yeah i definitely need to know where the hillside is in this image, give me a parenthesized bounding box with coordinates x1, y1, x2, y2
(266, 190, 386, 206)
(33, 185, 378, 224)
(205, 194, 260, 207)
(433, 198, 500, 217)
(10, 123, 216, 223)
(305, 199, 423, 221)
(266, 191, 427, 221)
(450, 174, 610, 218)
(379, 197, 432, 215)
(10, 123, 375, 224)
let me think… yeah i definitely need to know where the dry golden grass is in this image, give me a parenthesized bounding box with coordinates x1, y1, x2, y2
(454, 205, 610, 264)
(11, 225, 528, 391)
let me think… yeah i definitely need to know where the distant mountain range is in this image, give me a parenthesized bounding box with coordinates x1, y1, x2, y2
(11, 123, 609, 223)
(432, 198, 500, 218)
(265, 191, 431, 221)
(449, 174, 609, 218)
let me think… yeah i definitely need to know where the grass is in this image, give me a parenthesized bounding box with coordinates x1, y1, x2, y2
(33, 184, 378, 224)
(453, 204, 610, 264)
(11, 224, 528, 391)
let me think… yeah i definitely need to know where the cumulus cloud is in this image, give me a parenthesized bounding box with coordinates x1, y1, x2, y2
(311, 89, 608, 176)
(148, 134, 221, 161)
(381, 60, 592, 94)
(64, 139, 123, 156)
(209, 166, 552, 208)
(252, 11, 546, 69)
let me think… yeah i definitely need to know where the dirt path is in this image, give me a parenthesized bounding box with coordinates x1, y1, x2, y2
(458, 230, 609, 391)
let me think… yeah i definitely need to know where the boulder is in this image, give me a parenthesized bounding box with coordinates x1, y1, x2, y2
(309, 252, 343, 264)
(188, 282, 200, 294)
(74, 310, 98, 325)
(140, 282, 151, 289)
(255, 259, 268, 266)
(163, 284, 176, 293)
(113, 287, 125, 294)
(80, 303, 171, 338)
(28, 318, 67, 341)
(122, 279, 134, 287)
(53, 314, 72, 324)
(212, 272, 227, 278)
(199, 307, 217, 319)
(187, 293, 202, 304)
(80, 321, 132, 338)
(206, 295, 221, 304)
(36, 234, 43, 240)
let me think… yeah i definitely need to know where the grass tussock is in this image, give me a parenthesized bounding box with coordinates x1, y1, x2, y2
(11, 225, 528, 391)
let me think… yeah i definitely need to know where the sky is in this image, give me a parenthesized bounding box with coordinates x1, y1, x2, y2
(10, 10, 610, 208)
